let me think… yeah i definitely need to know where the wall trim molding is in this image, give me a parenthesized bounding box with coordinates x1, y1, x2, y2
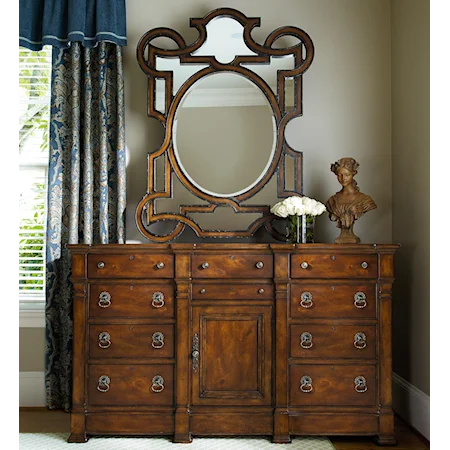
(19, 310, 45, 328)
(392, 371, 430, 441)
(19, 369, 430, 436)
(19, 371, 46, 407)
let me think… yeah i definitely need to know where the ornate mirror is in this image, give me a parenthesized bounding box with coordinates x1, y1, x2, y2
(136, 7, 314, 242)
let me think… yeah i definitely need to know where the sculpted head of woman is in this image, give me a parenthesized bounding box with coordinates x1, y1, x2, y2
(331, 157, 359, 192)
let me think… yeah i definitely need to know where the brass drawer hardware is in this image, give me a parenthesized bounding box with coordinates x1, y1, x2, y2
(201, 262, 209, 269)
(98, 291, 111, 308)
(97, 261, 105, 269)
(354, 332, 367, 349)
(354, 376, 368, 393)
(258, 288, 265, 294)
(354, 292, 367, 308)
(151, 332, 165, 349)
(300, 291, 313, 308)
(98, 332, 111, 349)
(300, 261, 309, 269)
(151, 375, 165, 393)
(151, 291, 165, 308)
(156, 261, 165, 269)
(200, 288, 206, 294)
(97, 375, 110, 392)
(361, 261, 368, 269)
(300, 375, 313, 393)
(256, 261, 264, 269)
(300, 332, 313, 349)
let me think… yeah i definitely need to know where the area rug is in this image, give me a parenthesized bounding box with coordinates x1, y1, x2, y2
(19, 433, 335, 449)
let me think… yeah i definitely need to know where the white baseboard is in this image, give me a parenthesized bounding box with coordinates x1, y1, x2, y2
(392, 371, 430, 441)
(19, 372, 46, 407)
(19, 368, 430, 439)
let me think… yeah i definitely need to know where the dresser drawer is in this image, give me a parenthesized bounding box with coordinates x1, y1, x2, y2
(291, 254, 377, 279)
(87, 253, 174, 278)
(191, 254, 273, 278)
(290, 283, 376, 319)
(88, 364, 174, 406)
(192, 283, 273, 299)
(290, 364, 376, 406)
(89, 324, 174, 359)
(89, 284, 174, 319)
(290, 324, 376, 359)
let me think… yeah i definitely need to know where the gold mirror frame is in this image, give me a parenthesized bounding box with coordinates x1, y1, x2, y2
(136, 7, 314, 242)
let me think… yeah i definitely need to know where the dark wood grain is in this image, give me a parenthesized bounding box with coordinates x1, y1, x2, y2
(67, 242, 398, 444)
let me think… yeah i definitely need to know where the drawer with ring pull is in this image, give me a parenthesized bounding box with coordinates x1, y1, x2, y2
(88, 364, 174, 406)
(290, 283, 376, 319)
(289, 364, 376, 406)
(290, 324, 376, 359)
(291, 254, 377, 279)
(89, 284, 174, 319)
(89, 324, 174, 359)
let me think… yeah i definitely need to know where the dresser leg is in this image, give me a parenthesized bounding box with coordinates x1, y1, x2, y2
(68, 412, 88, 442)
(68, 433, 89, 443)
(375, 435, 397, 446)
(273, 409, 291, 443)
(375, 410, 396, 445)
(173, 407, 192, 443)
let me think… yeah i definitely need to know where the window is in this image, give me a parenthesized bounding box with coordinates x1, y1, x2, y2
(19, 46, 51, 312)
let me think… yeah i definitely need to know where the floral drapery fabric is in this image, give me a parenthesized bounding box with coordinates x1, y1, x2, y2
(45, 41, 126, 409)
(19, 0, 127, 50)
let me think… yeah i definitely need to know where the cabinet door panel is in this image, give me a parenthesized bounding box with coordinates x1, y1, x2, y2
(192, 305, 272, 406)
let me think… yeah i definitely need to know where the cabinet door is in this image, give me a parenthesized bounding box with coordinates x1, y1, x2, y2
(191, 305, 272, 406)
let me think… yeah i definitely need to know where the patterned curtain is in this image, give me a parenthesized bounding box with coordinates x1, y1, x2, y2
(45, 41, 126, 410)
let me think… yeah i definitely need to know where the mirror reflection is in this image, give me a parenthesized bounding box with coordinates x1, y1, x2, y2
(173, 72, 276, 197)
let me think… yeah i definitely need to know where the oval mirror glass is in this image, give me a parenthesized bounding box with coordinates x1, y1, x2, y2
(173, 72, 276, 197)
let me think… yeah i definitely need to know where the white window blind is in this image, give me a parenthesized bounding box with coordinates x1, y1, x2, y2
(19, 46, 51, 309)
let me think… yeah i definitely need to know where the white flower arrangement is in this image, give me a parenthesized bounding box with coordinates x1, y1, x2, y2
(271, 196, 327, 243)
(270, 196, 326, 218)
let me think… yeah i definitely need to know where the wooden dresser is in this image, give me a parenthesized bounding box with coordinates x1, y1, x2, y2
(68, 243, 398, 445)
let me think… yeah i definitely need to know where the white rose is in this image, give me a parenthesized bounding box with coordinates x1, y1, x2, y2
(302, 197, 316, 215)
(271, 202, 290, 218)
(312, 201, 326, 216)
(284, 196, 305, 216)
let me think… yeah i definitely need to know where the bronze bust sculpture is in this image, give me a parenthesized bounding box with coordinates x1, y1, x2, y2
(325, 157, 376, 244)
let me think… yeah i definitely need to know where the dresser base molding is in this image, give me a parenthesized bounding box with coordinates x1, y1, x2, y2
(68, 243, 398, 444)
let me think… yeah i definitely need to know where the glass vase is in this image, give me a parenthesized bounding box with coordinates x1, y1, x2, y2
(286, 214, 315, 244)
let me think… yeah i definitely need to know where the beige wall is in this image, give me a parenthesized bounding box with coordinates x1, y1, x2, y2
(391, 0, 430, 395)
(24, 1, 430, 403)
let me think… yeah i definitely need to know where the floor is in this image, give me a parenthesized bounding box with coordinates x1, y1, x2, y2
(19, 409, 430, 450)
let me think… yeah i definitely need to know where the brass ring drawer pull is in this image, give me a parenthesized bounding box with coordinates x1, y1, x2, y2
(300, 291, 313, 308)
(97, 375, 110, 392)
(156, 261, 165, 269)
(151, 332, 165, 349)
(354, 292, 367, 308)
(98, 291, 111, 308)
(256, 261, 264, 269)
(151, 291, 165, 308)
(151, 375, 165, 393)
(98, 332, 111, 349)
(300, 332, 313, 349)
(300, 375, 313, 393)
(354, 332, 367, 349)
(354, 376, 368, 393)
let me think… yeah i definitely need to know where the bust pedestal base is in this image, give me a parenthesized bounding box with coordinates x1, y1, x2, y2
(334, 226, 361, 244)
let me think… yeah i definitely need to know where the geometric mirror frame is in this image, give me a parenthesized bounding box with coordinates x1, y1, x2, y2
(135, 7, 314, 242)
